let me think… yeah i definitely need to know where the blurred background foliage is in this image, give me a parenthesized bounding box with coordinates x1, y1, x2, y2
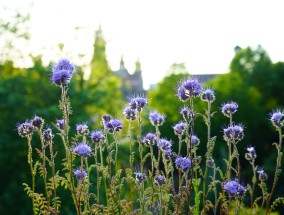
(1, 7, 284, 215)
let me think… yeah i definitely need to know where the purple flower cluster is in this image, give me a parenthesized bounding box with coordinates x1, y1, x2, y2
(179, 107, 191, 121)
(142, 133, 157, 146)
(51, 59, 76, 87)
(224, 179, 246, 197)
(173, 122, 185, 135)
(123, 106, 136, 121)
(257, 168, 268, 181)
(221, 102, 238, 117)
(223, 124, 244, 142)
(76, 123, 89, 136)
(175, 157, 191, 172)
(157, 139, 172, 151)
(90, 130, 105, 144)
(269, 110, 284, 128)
(43, 128, 53, 142)
(177, 78, 203, 101)
(17, 121, 34, 137)
(73, 168, 87, 180)
(154, 175, 166, 186)
(149, 111, 166, 126)
(72, 142, 92, 158)
(191, 135, 200, 147)
(31, 115, 44, 130)
(134, 172, 146, 184)
(56, 119, 64, 130)
(245, 146, 257, 160)
(104, 119, 123, 134)
(129, 96, 147, 113)
(201, 89, 215, 102)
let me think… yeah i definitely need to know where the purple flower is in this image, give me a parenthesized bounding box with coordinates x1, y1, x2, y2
(223, 124, 244, 142)
(173, 122, 185, 135)
(73, 168, 87, 180)
(179, 107, 191, 121)
(142, 133, 157, 146)
(175, 157, 183, 168)
(43, 128, 53, 142)
(177, 78, 203, 101)
(72, 142, 92, 158)
(224, 179, 246, 196)
(191, 135, 200, 146)
(56, 119, 64, 130)
(221, 102, 238, 117)
(245, 146, 257, 160)
(269, 110, 284, 128)
(129, 96, 147, 112)
(163, 149, 172, 160)
(157, 139, 172, 151)
(175, 157, 191, 172)
(123, 106, 136, 121)
(102, 114, 112, 124)
(134, 172, 146, 184)
(52, 59, 76, 75)
(17, 120, 33, 137)
(31, 115, 44, 129)
(104, 119, 123, 133)
(154, 175, 166, 186)
(76, 123, 89, 136)
(201, 89, 215, 102)
(90, 130, 105, 144)
(149, 111, 165, 126)
(257, 168, 268, 181)
(51, 59, 76, 87)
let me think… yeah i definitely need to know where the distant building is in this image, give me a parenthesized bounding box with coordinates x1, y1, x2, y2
(116, 57, 145, 97)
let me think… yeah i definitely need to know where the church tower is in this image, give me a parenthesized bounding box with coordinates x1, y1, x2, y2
(89, 26, 111, 84)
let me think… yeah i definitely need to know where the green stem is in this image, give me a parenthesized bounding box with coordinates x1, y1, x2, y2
(49, 139, 58, 213)
(27, 136, 36, 215)
(266, 128, 282, 214)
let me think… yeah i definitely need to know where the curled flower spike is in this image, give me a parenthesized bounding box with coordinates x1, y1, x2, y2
(17, 120, 34, 137)
(173, 122, 185, 135)
(72, 142, 92, 158)
(154, 175, 166, 186)
(76, 123, 89, 136)
(269, 110, 284, 128)
(142, 133, 157, 146)
(56, 119, 64, 130)
(32, 115, 44, 130)
(123, 106, 136, 121)
(223, 124, 244, 142)
(134, 172, 146, 184)
(43, 128, 53, 142)
(191, 135, 200, 146)
(175, 157, 191, 172)
(257, 167, 268, 181)
(245, 145, 257, 160)
(129, 96, 147, 112)
(201, 88, 215, 102)
(177, 78, 203, 101)
(157, 139, 172, 151)
(224, 179, 246, 197)
(73, 168, 87, 180)
(90, 130, 105, 144)
(221, 102, 238, 117)
(149, 111, 165, 126)
(104, 119, 123, 133)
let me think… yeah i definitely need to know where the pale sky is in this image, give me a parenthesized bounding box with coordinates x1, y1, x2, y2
(3, 0, 284, 89)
